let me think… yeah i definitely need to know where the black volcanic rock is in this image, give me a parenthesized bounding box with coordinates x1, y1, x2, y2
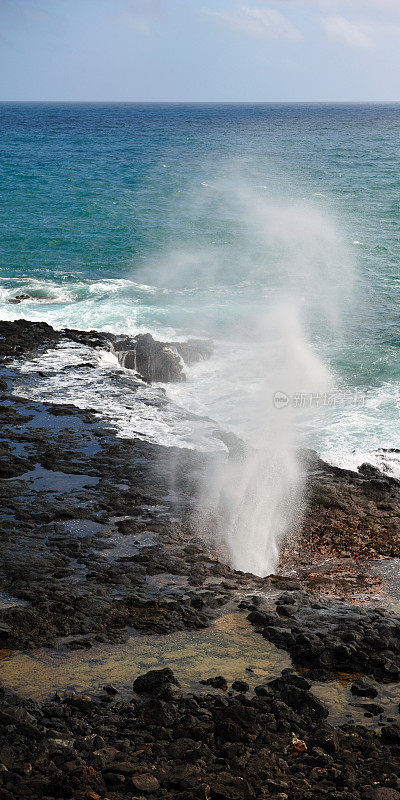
(246, 591, 400, 681)
(134, 332, 184, 382)
(350, 677, 378, 698)
(133, 668, 180, 695)
(0, 319, 400, 798)
(0, 319, 61, 358)
(200, 675, 228, 690)
(63, 326, 213, 382)
(6, 294, 31, 304)
(0, 319, 212, 384)
(0, 668, 397, 800)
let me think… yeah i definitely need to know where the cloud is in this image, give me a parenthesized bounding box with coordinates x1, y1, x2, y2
(115, 0, 165, 14)
(271, 0, 400, 46)
(271, 0, 400, 9)
(204, 4, 302, 41)
(109, 0, 167, 34)
(321, 15, 373, 48)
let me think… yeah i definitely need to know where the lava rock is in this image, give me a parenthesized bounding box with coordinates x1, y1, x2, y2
(133, 668, 180, 695)
(200, 675, 228, 690)
(131, 774, 160, 793)
(381, 725, 400, 744)
(351, 678, 379, 698)
(231, 680, 249, 693)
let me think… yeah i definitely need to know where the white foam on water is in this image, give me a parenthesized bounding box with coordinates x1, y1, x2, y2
(318, 381, 400, 478)
(12, 341, 222, 451)
(0, 277, 180, 340)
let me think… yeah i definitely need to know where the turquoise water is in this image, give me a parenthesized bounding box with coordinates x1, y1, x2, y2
(1, 103, 399, 472)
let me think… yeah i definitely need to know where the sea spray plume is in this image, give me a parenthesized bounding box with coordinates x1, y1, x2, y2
(229, 185, 354, 335)
(136, 179, 354, 576)
(197, 298, 333, 576)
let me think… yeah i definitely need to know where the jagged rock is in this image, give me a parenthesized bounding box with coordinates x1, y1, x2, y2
(134, 333, 184, 382)
(168, 338, 214, 365)
(0, 319, 61, 358)
(62, 326, 213, 383)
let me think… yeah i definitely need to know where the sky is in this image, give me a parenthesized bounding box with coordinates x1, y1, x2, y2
(1, 0, 400, 101)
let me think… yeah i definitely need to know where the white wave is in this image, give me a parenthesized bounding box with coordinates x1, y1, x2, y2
(315, 380, 400, 476)
(0, 276, 182, 341)
(323, 447, 400, 478)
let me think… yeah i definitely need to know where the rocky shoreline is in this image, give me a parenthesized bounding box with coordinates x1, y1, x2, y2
(0, 319, 399, 799)
(1, 664, 400, 800)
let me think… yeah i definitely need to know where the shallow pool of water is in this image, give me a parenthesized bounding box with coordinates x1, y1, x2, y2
(0, 612, 289, 701)
(0, 611, 398, 730)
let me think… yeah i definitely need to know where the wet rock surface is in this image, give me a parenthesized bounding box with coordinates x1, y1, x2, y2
(0, 321, 255, 651)
(0, 319, 400, 797)
(0, 389, 227, 649)
(63, 326, 213, 383)
(0, 318, 213, 384)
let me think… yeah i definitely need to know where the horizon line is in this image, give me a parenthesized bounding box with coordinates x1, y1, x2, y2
(1, 99, 400, 105)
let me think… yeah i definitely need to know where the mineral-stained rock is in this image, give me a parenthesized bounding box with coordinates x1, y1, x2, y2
(298, 450, 400, 559)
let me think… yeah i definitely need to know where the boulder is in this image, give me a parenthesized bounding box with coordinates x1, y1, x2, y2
(133, 667, 180, 695)
(350, 678, 378, 698)
(210, 772, 254, 800)
(131, 774, 160, 793)
(200, 675, 228, 690)
(380, 724, 400, 744)
(231, 680, 249, 693)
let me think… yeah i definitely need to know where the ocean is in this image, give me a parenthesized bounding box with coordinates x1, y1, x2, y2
(1, 102, 399, 475)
